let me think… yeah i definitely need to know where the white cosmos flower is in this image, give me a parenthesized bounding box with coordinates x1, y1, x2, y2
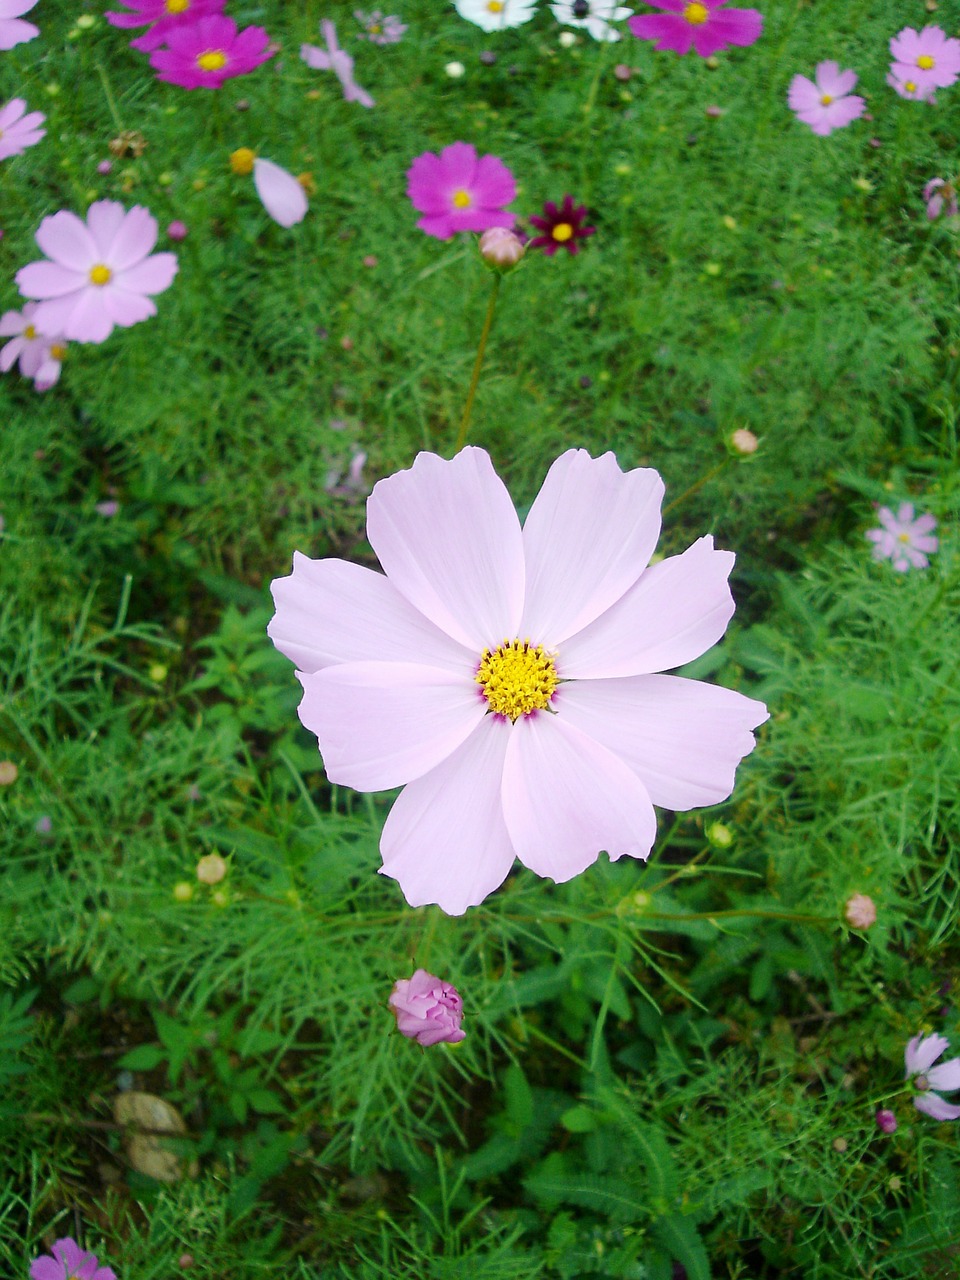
(454, 0, 537, 32)
(550, 0, 632, 41)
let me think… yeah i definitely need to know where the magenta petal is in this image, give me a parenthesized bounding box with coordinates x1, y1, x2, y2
(502, 713, 657, 881)
(561, 535, 735, 678)
(253, 159, 308, 227)
(406, 151, 450, 214)
(520, 449, 664, 646)
(269, 554, 474, 674)
(437, 141, 480, 190)
(627, 14, 695, 54)
(473, 153, 517, 209)
(366, 448, 525, 650)
(557, 674, 767, 809)
(35, 210, 98, 270)
(29, 1261, 64, 1280)
(296, 661, 485, 789)
(692, 7, 762, 55)
(15, 260, 85, 299)
(379, 718, 515, 913)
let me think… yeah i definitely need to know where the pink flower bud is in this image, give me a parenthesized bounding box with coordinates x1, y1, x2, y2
(479, 226, 525, 271)
(97, 160, 113, 176)
(167, 220, 189, 241)
(388, 969, 466, 1047)
(875, 1108, 897, 1134)
(730, 427, 759, 455)
(844, 893, 877, 929)
(196, 853, 227, 885)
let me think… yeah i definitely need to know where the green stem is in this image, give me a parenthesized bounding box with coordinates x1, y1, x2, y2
(662, 458, 729, 517)
(454, 273, 501, 453)
(95, 62, 124, 132)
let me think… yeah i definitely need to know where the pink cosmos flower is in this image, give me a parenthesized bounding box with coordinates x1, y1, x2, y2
(16, 201, 178, 345)
(105, 0, 226, 52)
(887, 68, 936, 101)
(406, 142, 516, 240)
(0, 302, 66, 391)
(30, 1238, 116, 1280)
(301, 20, 375, 108)
(905, 1033, 960, 1121)
(889, 26, 960, 95)
(923, 177, 958, 220)
(148, 15, 273, 89)
(389, 970, 466, 1046)
(0, 97, 45, 161)
(0, 0, 39, 50)
(787, 62, 865, 136)
(268, 448, 768, 915)
(865, 503, 938, 572)
(355, 9, 406, 43)
(252, 158, 308, 227)
(627, 0, 762, 58)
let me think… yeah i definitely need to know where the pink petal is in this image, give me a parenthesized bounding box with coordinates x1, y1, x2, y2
(502, 712, 657, 882)
(627, 14, 695, 54)
(905, 1032, 948, 1075)
(85, 201, 127, 258)
(691, 7, 762, 55)
(816, 60, 856, 97)
(0, 307, 25, 336)
(560, 535, 735, 678)
(0, 336, 23, 370)
(823, 96, 865, 130)
(473, 153, 516, 210)
(914, 1092, 960, 1121)
(366, 448, 525, 650)
(15, 259, 86, 299)
(101, 204, 158, 270)
(29, 1260, 65, 1280)
(268, 554, 474, 674)
(38, 288, 114, 343)
(300, 41, 333, 69)
(0, 17, 39, 48)
(438, 141, 480, 190)
(114, 252, 178, 295)
(520, 450, 664, 646)
(415, 212, 459, 239)
(912, 514, 937, 535)
(787, 75, 820, 112)
(35, 210, 98, 270)
(253, 158, 308, 227)
(296, 661, 485, 789)
(0, 97, 24, 129)
(927, 1057, 960, 1092)
(379, 718, 516, 913)
(100, 287, 157, 327)
(406, 151, 450, 214)
(557, 674, 767, 810)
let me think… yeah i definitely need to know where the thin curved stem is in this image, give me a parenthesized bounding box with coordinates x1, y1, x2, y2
(454, 273, 501, 454)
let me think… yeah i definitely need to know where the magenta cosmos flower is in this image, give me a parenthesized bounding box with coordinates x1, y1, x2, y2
(406, 142, 516, 240)
(268, 448, 768, 915)
(148, 15, 273, 89)
(105, 0, 226, 53)
(16, 201, 178, 344)
(30, 1238, 116, 1280)
(0, 97, 45, 161)
(865, 503, 938, 572)
(890, 26, 960, 95)
(529, 194, 596, 256)
(389, 970, 466, 1046)
(628, 0, 761, 57)
(905, 1033, 960, 1121)
(0, 303, 66, 391)
(924, 177, 958, 220)
(787, 62, 865, 136)
(0, 0, 39, 49)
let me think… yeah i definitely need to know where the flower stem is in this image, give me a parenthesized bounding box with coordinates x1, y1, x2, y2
(454, 273, 501, 454)
(662, 458, 729, 517)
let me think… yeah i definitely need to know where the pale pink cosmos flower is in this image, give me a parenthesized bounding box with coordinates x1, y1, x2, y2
(406, 142, 516, 240)
(787, 62, 865, 136)
(252, 158, 308, 227)
(865, 503, 938, 572)
(627, 0, 762, 58)
(0, 0, 39, 50)
(905, 1033, 960, 1121)
(924, 178, 958, 220)
(16, 201, 178, 344)
(0, 303, 66, 391)
(268, 448, 769, 915)
(30, 1238, 116, 1280)
(105, 0, 225, 52)
(301, 20, 375, 108)
(148, 15, 274, 89)
(389, 970, 466, 1046)
(889, 26, 960, 95)
(886, 68, 936, 102)
(0, 98, 45, 161)
(355, 9, 406, 43)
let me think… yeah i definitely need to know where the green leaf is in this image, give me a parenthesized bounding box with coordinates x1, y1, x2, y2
(504, 1062, 533, 1133)
(560, 1105, 597, 1134)
(117, 1044, 166, 1071)
(652, 1214, 711, 1280)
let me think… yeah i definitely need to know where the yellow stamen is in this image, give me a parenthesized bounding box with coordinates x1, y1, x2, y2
(24, 324, 37, 339)
(370, 22, 382, 31)
(487, 0, 504, 10)
(88, 264, 112, 286)
(50, 344, 67, 360)
(229, 146, 256, 175)
(820, 93, 833, 106)
(683, 2, 709, 24)
(917, 54, 934, 70)
(196, 49, 227, 71)
(476, 639, 559, 721)
(898, 532, 912, 543)
(552, 222, 574, 242)
(165, 0, 189, 11)
(452, 189, 472, 208)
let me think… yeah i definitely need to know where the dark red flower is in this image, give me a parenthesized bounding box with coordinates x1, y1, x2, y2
(528, 194, 596, 256)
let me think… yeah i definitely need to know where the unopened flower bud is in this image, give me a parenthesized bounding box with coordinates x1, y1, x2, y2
(0, 761, 18, 786)
(167, 220, 188, 241)
(444, 61, 465, 78)
(230, 147, 256, 176)
(844, 893, 877, 929)
(613, 63, 633, 82)
(173, 881, 194, 902)
(388, 970, 466, 1047)
(730, 427, 759, 455)
(875, 1108, 897, 1134)
(196, 853, 227, 885)
(479, 226, 525, 271)
(705, 103, 725, 118)
(558, 30, 577, 47)
(707, 821, 734, 848)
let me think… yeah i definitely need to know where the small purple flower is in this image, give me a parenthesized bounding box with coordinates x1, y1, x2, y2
(865, 503, 938, 572)
(97, 159, 113, 176)
(96, 500, 120, 517)
(354, 8, 406, 43)
(923, 178, 958, 220)
(389, 969, 466, 1046)
(301, 20, 375, 107)
(875, 1108, 897, 1134)
(905, 1033, 960, 1121)
(30, 1237, 117, 1280)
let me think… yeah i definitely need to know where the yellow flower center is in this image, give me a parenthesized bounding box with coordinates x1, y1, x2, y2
(230, 146, 256, 175)
(820, 93, 833, 106)
(50, 343, 67, 360)
(88, 264, 112, 286)
(683, 2, 709, 24)
(917, 54, 935, 70)
(487, 0, 504, 10)
(476, 639, 559, 721)
(552, 222, 574, 241)
(905, 80, 917, 93)
(165, 0, 189, 11)
(452, 189, 473, 208)
(370, 22, 382, 31)
(898, 532, 912, 543)
(24, 323, 37, 339)
(196, 49, 227, 71)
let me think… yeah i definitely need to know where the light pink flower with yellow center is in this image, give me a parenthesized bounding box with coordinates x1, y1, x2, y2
(15, 201, 178, 344)
(905, 1033, 960, 1121)
(0, 97, 45, 161)
(787, 62, 865, 136)
(0, 302, 66, 391)
(889, 25, 960, 94)
(269, 448, 768, 915)
(865, 502, 938, 572)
